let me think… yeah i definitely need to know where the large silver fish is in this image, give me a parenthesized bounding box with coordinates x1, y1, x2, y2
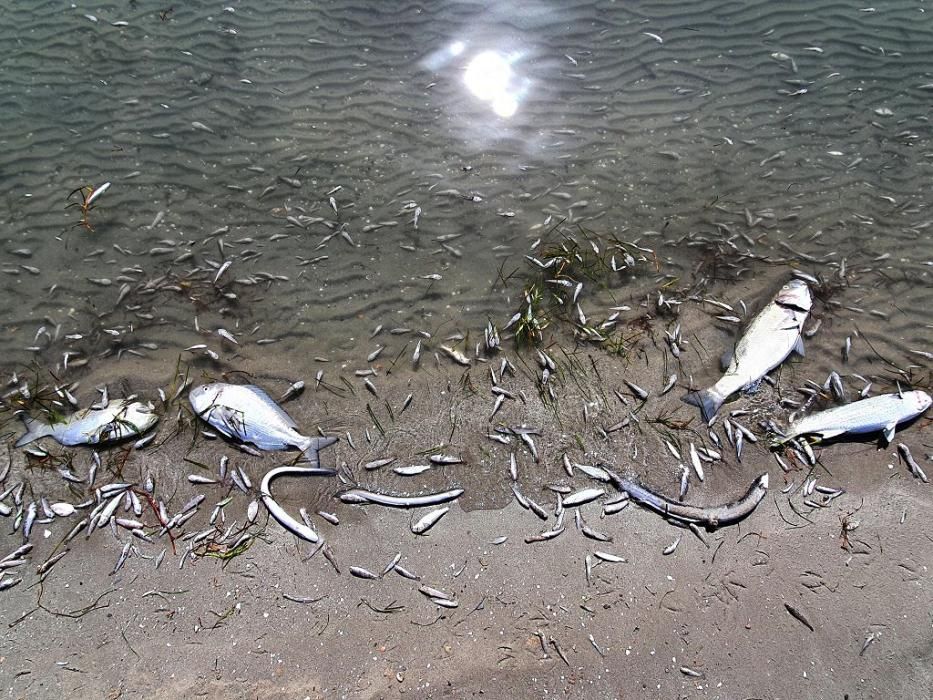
(15, 399, 158, 447)
(775, 390, 931, 445)
(188, 383, 336, 464)
(684, 279, 812, 422)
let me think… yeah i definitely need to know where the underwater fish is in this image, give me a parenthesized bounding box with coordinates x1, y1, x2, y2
(684, 279, 811, 422)
(774, 390, 931, 446)
(15, 399, 158, 447)
(189, 383, 336, 462)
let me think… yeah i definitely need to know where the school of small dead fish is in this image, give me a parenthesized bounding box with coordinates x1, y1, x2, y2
(0, 140, 929, 628)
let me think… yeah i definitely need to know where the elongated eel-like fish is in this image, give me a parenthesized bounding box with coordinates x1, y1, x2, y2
(605, 468, 769, 529)
(339, 487, 464, 508)
(259, 436, 338, 542)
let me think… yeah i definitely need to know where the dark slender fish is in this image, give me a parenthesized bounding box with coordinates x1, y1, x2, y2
(784, 602, 814, 631)
(605, 467, 769, 528)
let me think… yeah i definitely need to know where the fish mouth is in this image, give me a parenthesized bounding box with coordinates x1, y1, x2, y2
(775, 279, 813, 312)
(915, 392, 932, 411)
(776, 300, 811, 314)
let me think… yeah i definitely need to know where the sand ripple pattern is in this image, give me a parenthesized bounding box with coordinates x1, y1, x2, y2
(0, 0, 929, 383)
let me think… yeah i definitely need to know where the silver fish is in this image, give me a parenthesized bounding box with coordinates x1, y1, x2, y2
(189, 383, 336, 461)
(411, 506, 450, 535)
(775, 391, 931, 446)
(684, 279, 811, 422)
(562, 487, 605, 507)
(15, 399, 158, 447)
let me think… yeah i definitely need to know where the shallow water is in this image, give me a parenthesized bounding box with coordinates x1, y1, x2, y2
(2, 0, 930, 371)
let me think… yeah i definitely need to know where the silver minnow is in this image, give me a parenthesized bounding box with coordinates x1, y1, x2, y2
(775, 390, 931, 446)
(15, 399, 158, 447)
(189, 383, 336, 462)
(684, 279, 811, 422)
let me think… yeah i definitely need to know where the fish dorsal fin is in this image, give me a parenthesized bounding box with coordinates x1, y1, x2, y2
(243, 385, 298, 429)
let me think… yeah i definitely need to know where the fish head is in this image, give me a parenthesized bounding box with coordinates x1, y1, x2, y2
(188, 383, 222, 414)
(908, 390, 932, 414)
(776, 278, 812, 313)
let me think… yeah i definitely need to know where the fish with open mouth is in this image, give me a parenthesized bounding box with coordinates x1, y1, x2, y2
(188, 383, 337, 462)
(773, 390, 931, 446)
(684, 279, 811, 422)
(15, 399, 158, 447)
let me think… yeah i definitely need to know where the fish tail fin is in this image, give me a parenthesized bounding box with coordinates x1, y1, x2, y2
(682, 388, 724, 424)
(301, 436, 339, 470)
(14, 414, 53, 448)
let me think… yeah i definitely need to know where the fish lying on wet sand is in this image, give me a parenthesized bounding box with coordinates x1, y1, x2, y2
(15, 399, 158, 447)
(605, 467, 769, 529)
(684, 279, 811, 422)
(773, 390, 931, 446)
(189, 383, 337, 462)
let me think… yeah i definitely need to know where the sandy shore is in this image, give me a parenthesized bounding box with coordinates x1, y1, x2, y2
(1, 303, 930, 698)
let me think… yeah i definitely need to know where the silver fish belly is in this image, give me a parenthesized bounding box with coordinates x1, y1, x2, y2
(684, 279, 811, 422)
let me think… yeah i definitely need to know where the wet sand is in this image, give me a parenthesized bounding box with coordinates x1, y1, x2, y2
(1, 281, 931, 698)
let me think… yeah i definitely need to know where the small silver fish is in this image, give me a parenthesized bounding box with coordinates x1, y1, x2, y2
(562, 488, 605, 507)
(411, 506, 449, 535)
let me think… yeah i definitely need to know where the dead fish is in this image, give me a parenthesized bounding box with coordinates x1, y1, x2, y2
(364, 457, 395, 471)
(625, 380, 649, 400)
(189, 383, 337, 461)
(684, 279, 811, 422)
(15, 400, 158, 448)
(411, 506, 449, 535)
(349, 566, 380, 580)
(339, 488, 463, 508)
(440, 344, 471, 365)
(561, 488, 605, 507)
(280, 381, 305, 402)
(394, 464, 431, 476)
(775, 391, 931, 446)
(689, 442, 705, 481)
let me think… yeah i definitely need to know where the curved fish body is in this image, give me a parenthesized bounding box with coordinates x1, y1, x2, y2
(15, 399, 158, 447)
(776, 390, 931, 445)
(189, 383, 335, 463)
(684, 279, 811, 422)
(606, 468, 769, 529)
(259, 462, 337, 542)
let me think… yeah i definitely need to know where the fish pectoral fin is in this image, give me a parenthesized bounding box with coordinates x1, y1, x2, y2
(792, 336, 805, 357)
(813, 428, 845, 441)
(882, 423, 896, 444)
